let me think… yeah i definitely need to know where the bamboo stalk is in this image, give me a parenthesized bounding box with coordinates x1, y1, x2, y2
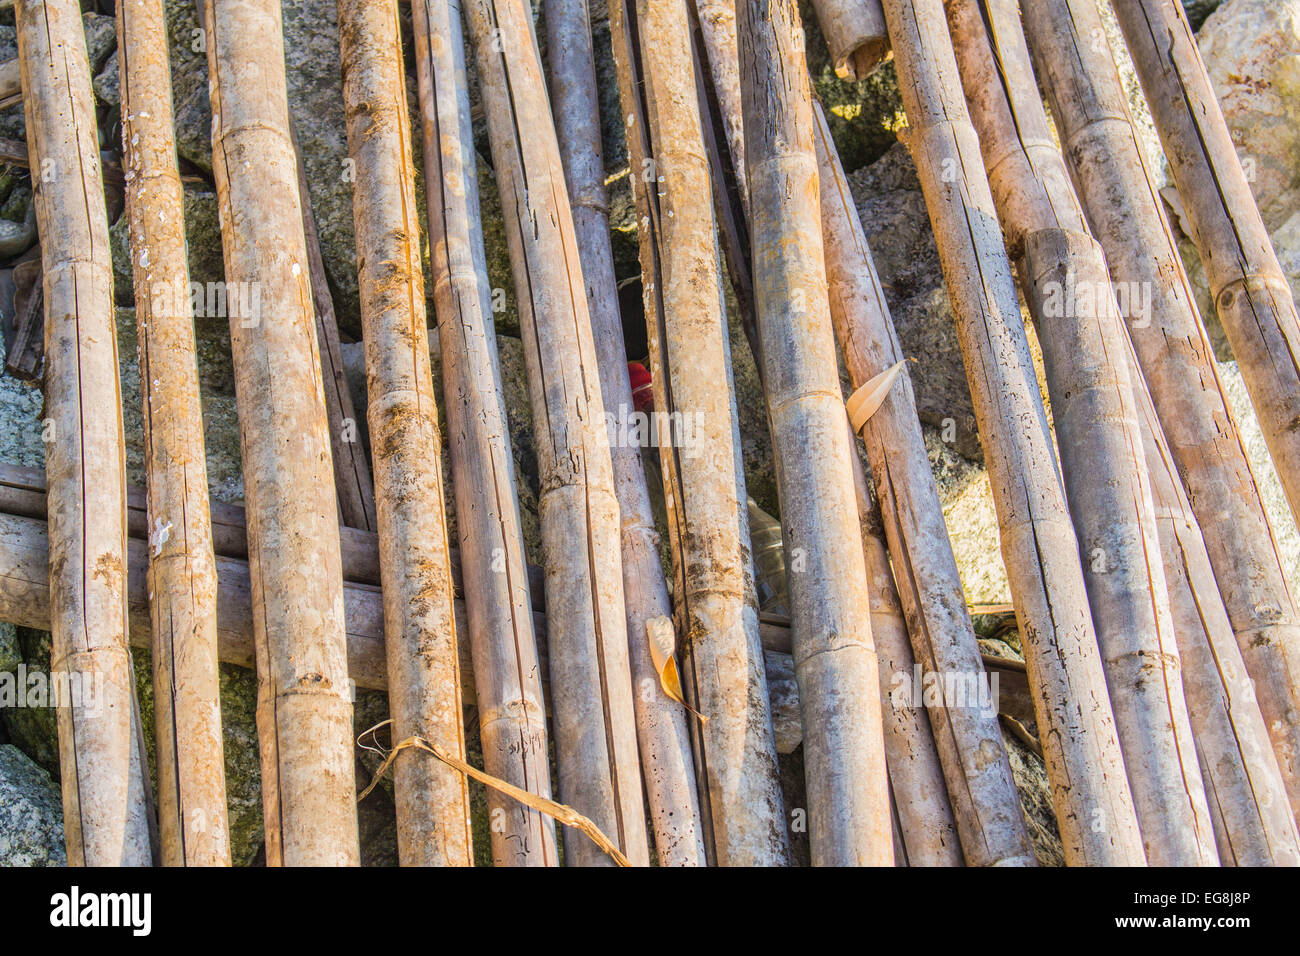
(1023, 0, 1300, 866)
(463, 0, 648, 868)
(203, 0, 357, 866)
(15, 0, 154, 867)
(878, 0, 1144, 865)
(944, 0, 1213, 866)
(736, 0, 891, 866)
(609, 0, 788, 867)
(117, 0, 230, 866)
(1109, 0, 1300, 532)
(813, 100, 1032, 866)
(337, 0, 472, 867)
(809, 0, 890, 80)
(548, 0, 706, 867)
(411, 0, 557, 867)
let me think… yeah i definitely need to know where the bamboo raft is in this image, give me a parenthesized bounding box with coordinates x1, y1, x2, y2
(2, 0, 1298, 866)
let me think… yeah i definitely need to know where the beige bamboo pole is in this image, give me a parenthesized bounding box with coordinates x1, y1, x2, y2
(117, 0, 230, 866)
(809, 0, 890, 80)
(609, 0, 788, 867)
(736, 0, 891, 866)
(15, 0, 153, 867)
(813, 101, 1032, 866)
(943, 0, 1214, 866)
(463, 0, 648, 868)
(548, 0, 706, 867)
(878, 0, 1144, 865)
(1023, 0, 1300, 865)
(693, 0, 750, 206)
(411, 0, 557, 867)
(1032, 0, 1300, 827)
(1109, 0, 1300, 533)
(203, 0, 358, 866)
(337, 0, 472, 867)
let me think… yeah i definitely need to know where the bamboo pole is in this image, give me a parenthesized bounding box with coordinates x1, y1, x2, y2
(1109, 0, 1300, 532)
(117, 0, 230, 866)
(609, 0, 788, 867)
(878, 0, 1144, 865)
(809, 0, 890, 80)
(15, 0, 154, 867)
(548, 0, 706, 867)
(1022, 0, 1300, 866)
(203, 0, 358, 866)
(813, 101, 1032, 866)
(943, 0, 1214, 866)
(411, 0, 557, 867)
(337, 0, 472, 867)
(462, 0, 648, 868)
(1060, 0, 1300, 827)
(736, 0, 891, 866)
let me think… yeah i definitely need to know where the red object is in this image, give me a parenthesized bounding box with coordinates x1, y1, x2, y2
(627, 361, 654, 414)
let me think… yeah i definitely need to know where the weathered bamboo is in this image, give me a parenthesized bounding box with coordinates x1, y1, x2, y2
(1029, 0, 1300, 826)
(809, 0, 890, 80)
(1024, 0, 1300, 865)
(693, 0, 750, 207)
(463, 0, 648, 867)
(117, 0, 230, 866)
(853, 457, 964, 866)
(548, 0, 707, 867)
(879, 0, 1144, 865)
(15, 0, 153, 867)
(944, 0, 1213, 866)
(813, 100, 1032, 866)
(337, 0, 472, 867)
(203, 0, 358, 866)
(737, 0, 891, 866)
(411, 0, 557, 867)
(1109, 0, 1300, 533)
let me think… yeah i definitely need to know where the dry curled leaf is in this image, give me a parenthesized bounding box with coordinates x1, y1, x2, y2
(846, 359, 906, 434)
(647, 615, 707, 722)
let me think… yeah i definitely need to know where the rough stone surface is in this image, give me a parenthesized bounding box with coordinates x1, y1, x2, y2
(0, 743, 64, 866)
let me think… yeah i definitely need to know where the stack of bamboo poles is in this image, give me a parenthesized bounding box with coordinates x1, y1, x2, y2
(7, 0, 1300, 866)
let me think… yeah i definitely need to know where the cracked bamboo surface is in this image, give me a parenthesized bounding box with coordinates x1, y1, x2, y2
(117, 0, 229, 867)
(463, 0, 648, 868)
(1022, 0, 1300, 865)
(737, 0, 891, 866)
(203, 0, 357, 866)
(809, 0, 890, 80)
(16, 0, 153, 867)
(412, 0, 556, 867)
(338, 0, 472, 867)
(879, 0, 1144, 865)
(610, 0, 786, 867)
(551, 0, 706, 867)
(1081, 0, 1300, 827)
(944, 0, 1213, 866)
(1109, 0, 1300, 536)
(814, 100, 1032, 866)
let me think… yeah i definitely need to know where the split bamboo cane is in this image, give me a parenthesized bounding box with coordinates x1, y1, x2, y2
(878, 0, 1145, 865)
(813, 100, 1032, 866)
(203, 0, 358, 866)
(463, 0, 648, 867)
(117, 0, 230, 866)
(736, 0, 891, 866)
(1033, 0, 1300, 827)
(809, 0, 890, 80)
(1022, 0, 1300, 865)
(548, 0, 706, 867)
(16, 0, 154, 867)
(943, 0, 1214, 866)
(609, 0, 788, 867)
(1108, 0, 1300, 533)
(411, 0, 557, 867)
(337, 0, 472, 867)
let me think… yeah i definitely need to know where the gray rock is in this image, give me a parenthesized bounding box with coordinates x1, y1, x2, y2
(81, 13, 116, 75)
(94, 48, 120, 108)
(0, 743, 65, 866)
